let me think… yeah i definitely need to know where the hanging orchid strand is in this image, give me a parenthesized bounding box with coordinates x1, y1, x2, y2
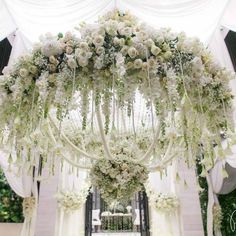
(95, 106, 113, 159)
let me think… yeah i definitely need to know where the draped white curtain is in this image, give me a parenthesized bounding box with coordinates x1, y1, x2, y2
(54, 162, 88, 236)
(117, 0, 229, 43)
(0, 0, 231, 44)
(0, 150, 38, 236)
(148, 163, 183, 236)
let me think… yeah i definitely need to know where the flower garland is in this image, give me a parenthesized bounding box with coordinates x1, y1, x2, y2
(90, 157, 148, 203)
(213, 204, 223, 232)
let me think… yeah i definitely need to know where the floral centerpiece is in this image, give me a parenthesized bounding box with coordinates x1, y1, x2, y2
(90, 157, 148, 203)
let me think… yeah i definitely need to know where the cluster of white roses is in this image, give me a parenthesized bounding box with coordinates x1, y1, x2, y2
(56, 182, 91, 213)
(152, 193, 179, 213)
(90, 157, 148, 203)
(145, 183, 179, 213)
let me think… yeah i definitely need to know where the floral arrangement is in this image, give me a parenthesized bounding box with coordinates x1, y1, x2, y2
(90, 157, 148, 203)
(152, 193, 179, 213)
(22, 197, 36, 218)
(145, 182, 179, 213)
(56, 182, 91, 213)
(213, 204, 223, 231)
(0, 9, 234, 176)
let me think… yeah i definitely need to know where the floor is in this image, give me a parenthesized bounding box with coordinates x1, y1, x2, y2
(92, 234, 140, 236)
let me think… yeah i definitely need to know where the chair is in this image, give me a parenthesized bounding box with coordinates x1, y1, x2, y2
(133, 209, 140, 231)
(101, 211, 112, 216)
(92, 209, 101, 232)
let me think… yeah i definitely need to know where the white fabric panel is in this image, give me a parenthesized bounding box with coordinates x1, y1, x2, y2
(54, 163, 87, 236)
(0, 0, 231, 44)
(117, 0, 229, 43)
(3, 0, 114, 43)
(8, 30, 31, 64)
(221, 0, 236, 32)
(148, 163, 182, 236)
(0, 150, 33, 197)
(0, 150, 37, 236)
(208, 27, 234, 71)
(0, 0, 16, 41)
(210, 161, 224, 194)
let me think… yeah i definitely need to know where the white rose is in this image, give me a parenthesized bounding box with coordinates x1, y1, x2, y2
(151, 45, 161, 56)
(28, 65, 38, 75)
(120, 27, 132, 36)
(93, 35, 104, 47)
(142, 62, 148, 70)
(113, 37, 120, 45)
(163, 51, 172, 60)
(64, 32, 73, 42)
(148, 58, 157, 68)
(145, 39, 154, 47)
(19, 68, 29, 78)
(67, 57, 77, 69)
(134, 59, 143, 69)
(80, 42, 89, 51)
(121, 46, 128, 55)
(96, 47, 105, 55)
(66, 46, 73, 54)
(78, 59, 88, 67)
(128, 47, 138, 58)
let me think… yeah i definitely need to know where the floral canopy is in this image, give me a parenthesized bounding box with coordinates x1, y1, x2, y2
(0, 10, 234, 201)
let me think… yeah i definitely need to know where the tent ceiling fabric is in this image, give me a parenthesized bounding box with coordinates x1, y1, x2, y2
(0, 0, 231, 45)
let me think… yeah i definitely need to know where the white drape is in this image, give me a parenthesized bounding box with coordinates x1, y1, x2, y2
(0, 0, 231, 44)
(0, 0, 16, 41)
(0, 150, 38, 236)
(117, 0, 229, 43)
(0, 0, 114, 43)
(221, 0, 236, 32)
(208, 27, 234, 71)
(54, 162, 87, 236)
(148, 163, 183, 236)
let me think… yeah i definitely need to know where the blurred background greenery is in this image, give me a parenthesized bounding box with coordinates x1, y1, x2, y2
(0, 168, 23, 223)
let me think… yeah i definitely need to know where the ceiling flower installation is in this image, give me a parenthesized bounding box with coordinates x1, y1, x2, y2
(0, 10, 234, 201)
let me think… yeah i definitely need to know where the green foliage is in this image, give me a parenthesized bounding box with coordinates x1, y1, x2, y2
(196, 160, 208, 236)
(218, 189, 236, 236)
(0, 168, 24, 223)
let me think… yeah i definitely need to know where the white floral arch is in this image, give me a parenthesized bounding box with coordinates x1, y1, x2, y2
(0, 9, 235, 236)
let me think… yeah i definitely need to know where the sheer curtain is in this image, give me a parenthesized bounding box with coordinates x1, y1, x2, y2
(54, 162, 88, 236)
(0, 150, 38, 236)
(0, 0, 231, 44)
(148, 162, 183, 236)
